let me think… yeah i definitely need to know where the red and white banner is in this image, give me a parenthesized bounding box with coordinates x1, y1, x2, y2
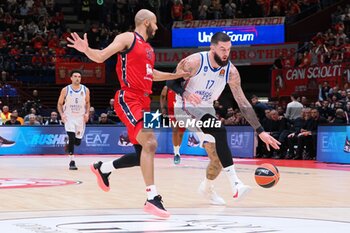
(155, 43, 297, 67)
(271, 63, 350, 97)
(173, 17, 285, 28)
(55, 62, 105, 84)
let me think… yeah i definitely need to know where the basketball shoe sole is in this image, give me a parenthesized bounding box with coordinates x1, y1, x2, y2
(144, 196, 170, 219)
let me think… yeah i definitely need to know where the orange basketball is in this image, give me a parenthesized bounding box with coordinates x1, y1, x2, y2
(254, 163, 280, 188)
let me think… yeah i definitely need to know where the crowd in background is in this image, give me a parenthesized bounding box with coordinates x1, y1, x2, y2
(273, 3, 350, 69)
(0, 0, 342, 80)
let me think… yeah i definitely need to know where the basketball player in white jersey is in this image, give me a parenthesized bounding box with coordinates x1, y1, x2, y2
(57, 70, 90, 170)
(167, 32, 280, 204)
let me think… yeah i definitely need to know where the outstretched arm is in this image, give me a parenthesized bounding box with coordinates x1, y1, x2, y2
(154, 53, 201, 81)
(153, 68, 189, 81)
(67, 32, 134, 63)
(228, 64, 280, 150)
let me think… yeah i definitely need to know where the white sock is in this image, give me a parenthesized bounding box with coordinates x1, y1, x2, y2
(223, 164, 242, 187)
(69, 154, 74, 161)
(173, 145, 180, 156)
(100, 161, 115, 173)
(203, 177, 214, 189)
(146, 185, 158, 200)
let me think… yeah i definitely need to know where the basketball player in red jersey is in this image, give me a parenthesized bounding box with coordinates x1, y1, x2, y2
(67, 9, 188, 218)
(160, 86, 185, 164)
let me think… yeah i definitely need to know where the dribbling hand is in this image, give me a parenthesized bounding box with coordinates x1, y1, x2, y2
(258, 132, 281, 151)
(67, 32, 89, 53)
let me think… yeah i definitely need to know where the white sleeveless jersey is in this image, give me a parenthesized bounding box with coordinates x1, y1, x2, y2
(63, 84, 87, 117)
(175, 51, 231, 108)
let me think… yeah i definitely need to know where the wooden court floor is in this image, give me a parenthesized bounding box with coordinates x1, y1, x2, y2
(0, 155, 349, 233)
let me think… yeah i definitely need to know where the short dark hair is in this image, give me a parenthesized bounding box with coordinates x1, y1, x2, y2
(250, 94, 258, 100)
(291, 93, 298, 99)
(70, 70, 82, 77)
(210, 32, 231, 45)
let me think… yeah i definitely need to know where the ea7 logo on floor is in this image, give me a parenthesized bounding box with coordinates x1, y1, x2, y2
(0, 178, 81, 189)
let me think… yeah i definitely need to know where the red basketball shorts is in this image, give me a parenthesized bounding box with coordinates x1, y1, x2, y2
(114, 89, 150, 144)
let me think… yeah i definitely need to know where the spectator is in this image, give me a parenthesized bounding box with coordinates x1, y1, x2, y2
(4, 110, 21, 125)
(317, 100, 334, 122)
(272, 53, 283, 69)
(171, 0, 183, 21)
(250, 95, 269, 122)
(32, 89, 42, 112)
(258, 110, 289, 158)
(24, 113, 40, 125)
(233, 111, 248, 126)
(285, 93, 304, 121)
(183, 4, 194, 21)
(213, 100, 226, 118)
(99, 113, 115, 124)
(319, 81, 331, 101)
(208, 0, 223, 20)
(223, 107, 235, 125)
(12, 109, 24, 125)
(295, 108, 327, 160)
(282, 51, 296, 68)
(198, 0, 208, 20)
(105, 98, 120, 123)
(301, 96, 310, 107)
(1, 105, 11, 122)
(44, 111, 62, 125)
(332, 108, 347, 124)
(87, 106, 99, 124)
(23, 107, 37, 123)
(224, 0, 236, 19)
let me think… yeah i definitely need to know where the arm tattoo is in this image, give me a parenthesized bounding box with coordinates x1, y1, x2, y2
(229, 67, 263, 132)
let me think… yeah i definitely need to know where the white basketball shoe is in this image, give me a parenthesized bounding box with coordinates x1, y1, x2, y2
(232, 182, 251, 201)
(198, 181, 226, 205)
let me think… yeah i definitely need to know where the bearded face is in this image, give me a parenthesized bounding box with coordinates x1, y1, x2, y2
(213, 51, 229, 67)
(146, 24, 155, 39)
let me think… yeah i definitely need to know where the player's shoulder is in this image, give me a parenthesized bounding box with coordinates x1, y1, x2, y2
(229, 62, 238, 73)
(117, 31, 134, 39)
(184, 52, 202, 67)
(61, 85, 69, 92)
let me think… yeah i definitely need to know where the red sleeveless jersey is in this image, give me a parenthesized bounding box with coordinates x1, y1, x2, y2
(116, 32, 155, 94)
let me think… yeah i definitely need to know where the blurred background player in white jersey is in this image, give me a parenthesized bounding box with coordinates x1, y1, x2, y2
(57, 70, 90, 170)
